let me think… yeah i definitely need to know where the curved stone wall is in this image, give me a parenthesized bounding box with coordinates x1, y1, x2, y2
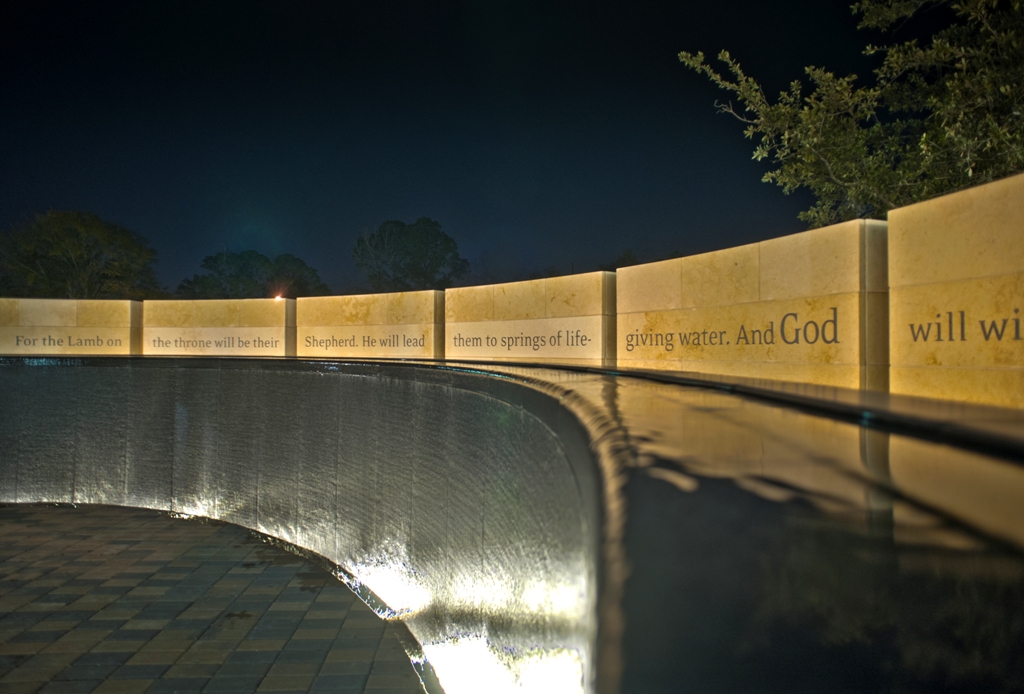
(0, 357, 604, 694)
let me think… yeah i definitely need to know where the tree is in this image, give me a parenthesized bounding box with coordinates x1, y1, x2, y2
(176, 250, 330, 299)
(680, 0, 1024, 227)
(352, 217, 469, 292)
(267, 253, 332, 297)
(0, 211, 163, 299)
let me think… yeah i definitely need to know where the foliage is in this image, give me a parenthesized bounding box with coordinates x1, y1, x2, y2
(176, 250, 330, 299)
(0, 211, 163, 299)
(352, 217, 469, 292)
(267, 253, 332, 297)
(680, 0, 1024, 226)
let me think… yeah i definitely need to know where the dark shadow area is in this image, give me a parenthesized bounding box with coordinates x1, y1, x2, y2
(622, 476, 1024, 694)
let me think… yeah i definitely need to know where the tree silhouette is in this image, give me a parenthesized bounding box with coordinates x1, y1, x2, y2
(177, 250, 330, 299)
(0, 211, 163, 299)
(353, 218, 469, 292)
(680, 0, 1024, 226)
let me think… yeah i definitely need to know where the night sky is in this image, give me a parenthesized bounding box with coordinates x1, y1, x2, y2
(1, 1, 882, 293)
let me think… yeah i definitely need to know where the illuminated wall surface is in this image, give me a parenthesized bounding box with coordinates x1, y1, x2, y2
(889, 173, 1024, 407)
(2, 358, 1024, 694)
(296, 290, 444, 359)
(143, 298, 296, 357)
(2, 173, 1023, 406)
(445, 272, 616, 367)
(0, 298, 141, 355)
(616, 219, 889, 391)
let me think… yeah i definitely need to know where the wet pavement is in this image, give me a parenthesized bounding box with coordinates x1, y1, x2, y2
(0, 505, 424, 694)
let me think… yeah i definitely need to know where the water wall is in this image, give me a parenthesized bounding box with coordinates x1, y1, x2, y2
(0, 357, 604, 694)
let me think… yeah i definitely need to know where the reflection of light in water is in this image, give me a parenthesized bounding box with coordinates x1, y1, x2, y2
(426, 639, 519, 694)
(445, 576, 586, 624)
(516, 648, 585, 693)
(424, 637, 584, 694)
(175, 501, 213, 519)
(359, 562, 587, 618)
(353, 564, 431, 616)
(449, 575, 514, 611)
(521, 580, 585, 620)
(335, 540, 589, 692)
(348, 539, 433, 617)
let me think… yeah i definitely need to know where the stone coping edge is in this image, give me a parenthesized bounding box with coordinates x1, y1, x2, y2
(3, 354, 1022, 464)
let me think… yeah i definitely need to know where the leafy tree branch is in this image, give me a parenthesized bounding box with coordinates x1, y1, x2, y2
(680, 0, 1024, 226)
(0, 211, 164, 299)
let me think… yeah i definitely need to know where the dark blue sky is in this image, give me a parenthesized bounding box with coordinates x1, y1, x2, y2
(0, 1, 882, 292)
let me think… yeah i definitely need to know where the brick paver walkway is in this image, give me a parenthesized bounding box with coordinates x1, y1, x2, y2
(0, 505, 424, 694)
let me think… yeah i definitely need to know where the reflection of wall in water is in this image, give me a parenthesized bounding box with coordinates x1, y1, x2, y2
(750, 498, 1024, 691)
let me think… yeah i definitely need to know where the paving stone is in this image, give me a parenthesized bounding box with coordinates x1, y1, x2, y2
(0, 506, 423, 694)
(310, 674, 367, 690)
(202, 677, 264, 692)
(148, 677, 209, 693)
(38, 680, 101, 694)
